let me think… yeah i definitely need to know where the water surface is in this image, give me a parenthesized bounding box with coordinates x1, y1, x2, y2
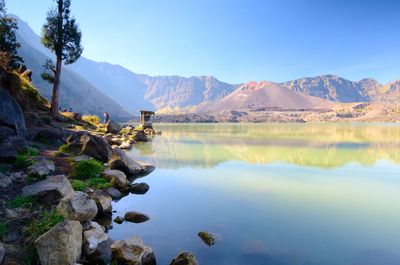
(109, 123, 400, 265)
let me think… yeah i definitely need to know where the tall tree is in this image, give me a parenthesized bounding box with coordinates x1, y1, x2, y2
(0, 0, 23, 70)
(41, 0, 82, 116)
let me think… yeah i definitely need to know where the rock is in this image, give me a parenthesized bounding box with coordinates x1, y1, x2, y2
(34, 128, 66, 145)
(0, 87, 26, 136)
(83, 221, 113, 264)
(80, 134, 112, 162)
(124, 211, 150, 223)
(0, 242, 5, 264)
(92, 191, 112, 213)
(57, 191, 98, 221)
(119, 141, 131, 150)
(170, 252, 198, 265)
(198, 231, 216, 246)
(114, 216, 124, 224)
(133, 130, 148, 142)
(129, 183, 150, 195)
(34, 220, 82, 265)
(111, 236, 156, 265)
(9, 136, 28, 152)
(107, 187, 122, 199)
(109, 147, 154, 177)
(106, 120, 122, 134)
(72, 155, 91, 162)
(0, 172, 12, 188)
(27, 157, 55, 177)
(22, 175, 74, 204)
(102, 169, 129, 188)
(0, 142, 17, 161)
(0, 125, 14, 141)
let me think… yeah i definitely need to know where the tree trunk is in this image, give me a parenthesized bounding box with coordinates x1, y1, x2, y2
(50, 56, 62, 117)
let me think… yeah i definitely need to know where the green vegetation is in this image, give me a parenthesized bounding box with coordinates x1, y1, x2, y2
(27, 174, 47, 184)
(72, 158, 104, 179)
(13, 147, 40, 169)
(71, 177, 111, 191)
(0, 221, 7, 240)
(26, 243, 39, 265)
(0, 164, 7, 173)
(71, 179, 87, 191)
(27, 209, 64, 239)
(55, 144, 72, 156)
(82, 115, 100, 125)
(7, 196, 38, 209)
(134, 124, 144, 131)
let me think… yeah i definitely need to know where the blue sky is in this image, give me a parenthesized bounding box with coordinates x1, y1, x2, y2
(6, 0, 400, 84)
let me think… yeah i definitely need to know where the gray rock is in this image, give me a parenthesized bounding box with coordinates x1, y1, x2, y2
(72, 155, 91, 162)
(119, 141, 131, 150)
(114, 216, 124, 224)
(22, 175, 74, 204)
(102, 169, 129, 189)
(129, 183, 150, 195)
(83, 221, 113, 264)
(107, 187, 122, 199)
(198, 231, 216, 246)
(111, 236, 156, 265)
(106, 120, 122, 134)
(0, 142, 17, 161)
(109, 147, 154, 177)
(57, 191, 98, 221)
(124, 211, 150, 223)
(34, 220, 82, 265)
(0, 87, 26, 136)
(80, 134, 112, 162)
(0, 125, 14, 141)
(170, 252, 198, 265)
(27, 157, 55, 177)
(9, 136, 28, 152)
(0, 242, 5, 264)
(0, 172, 12, 188)
(92, 191, 112, 213)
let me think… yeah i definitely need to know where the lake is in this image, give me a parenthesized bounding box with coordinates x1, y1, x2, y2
(109, 123, 400, 265)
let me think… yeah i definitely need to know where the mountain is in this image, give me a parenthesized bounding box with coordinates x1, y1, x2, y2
(14, 16, 131, 120)
(280, 75, 371, 102)
(194, 81, 332, 113)
(136, 75, 237, 109)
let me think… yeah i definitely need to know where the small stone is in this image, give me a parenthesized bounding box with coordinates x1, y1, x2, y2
(107, 187, 122, 199)
(92, 191, 112, 214)
(0, 173, 12, 188)
(198, 231, 216, 246)
(124, 211, 150, 223)
(129, 183, 150, 195)
(114, 216, 124, 224)
(170, 251, 198, 265)
(0, 242, 5, 264)
(27, 157, 55, 177)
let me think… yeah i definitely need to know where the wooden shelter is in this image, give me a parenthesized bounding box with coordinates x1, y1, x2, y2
(139, 110, 155, 129)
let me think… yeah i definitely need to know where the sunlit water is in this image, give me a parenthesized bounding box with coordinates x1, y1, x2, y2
(109, 123, 400, 265)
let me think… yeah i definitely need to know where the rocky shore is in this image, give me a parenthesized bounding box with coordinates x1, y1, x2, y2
(0, 69, 200, 264)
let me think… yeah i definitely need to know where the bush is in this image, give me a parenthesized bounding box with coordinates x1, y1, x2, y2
(7, 196, 37, 209)
(13, 154, 31, 169)
(71, 177, 111, 191)
(72, 158, 104, 179)
(71, 179, 88, 191)
(82, 115, 100, 125)
(27, 209, 64, 239)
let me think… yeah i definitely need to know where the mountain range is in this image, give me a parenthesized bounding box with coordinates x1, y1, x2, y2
(13, 15, 400, 120)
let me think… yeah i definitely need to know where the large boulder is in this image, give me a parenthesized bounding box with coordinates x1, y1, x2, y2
(111, 236, 156, 265)
(33, 128, 67, 146)
(0, 142, 17, 161)
(170, 252, 198, 265)
(83, 221, 113, 264)
(27, 157, 55, 177)
(80, 134, 112, 162)
(34, 220, 82, 265)
(0, 87, 26, 136)
(92, 191, 112, 214)
(106, 120, 122, 134)
(109, 147, 154, 177)
(124, 211, 150, 223)
(102, 169, 129, 189)
(8, 135, 28, 152)
(129, 183, 150, 195)
(22, 175, 74, 204)
(57, 191, 98, 221)
(133, 130, 148, 142)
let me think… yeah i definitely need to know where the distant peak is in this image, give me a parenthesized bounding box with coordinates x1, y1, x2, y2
(241, 80, 276, 90)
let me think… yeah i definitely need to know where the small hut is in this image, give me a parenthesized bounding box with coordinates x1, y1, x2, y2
(139, 110, 155, 129)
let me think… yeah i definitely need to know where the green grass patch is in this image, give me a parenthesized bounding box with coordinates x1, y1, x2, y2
(71, 179, 88, 191)
(71, 177, 111, 191)
(72, 158, 104, 179)
(27, 209, 64, 239)
(7, 196, 38, 209)
(13, 154, 32, 169)
(82, 115, 100, 125)
(0, 222, 7, 240)
(25, 243, 39, 265)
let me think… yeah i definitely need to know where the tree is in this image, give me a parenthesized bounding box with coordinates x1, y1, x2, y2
(0, 0, 23, 70)
(41, 0, 82, 117)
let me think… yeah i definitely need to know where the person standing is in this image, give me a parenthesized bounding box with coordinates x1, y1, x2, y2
(104, 111, 110, 123)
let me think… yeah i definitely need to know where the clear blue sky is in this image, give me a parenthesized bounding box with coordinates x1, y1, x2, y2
(6, 0, 400, 84)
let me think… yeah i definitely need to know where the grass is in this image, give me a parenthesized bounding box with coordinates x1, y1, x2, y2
(72, 158, 104, 179)
(26, 243, 39, 265)
(13, 147, 40, 170)
(7, 196, 38, 209)
(0, 222, 7, 240)
(71, 177, 111, 191)
(27, 209, 64, 239)
(55, 144, 73, 156)
(82, 115, 100, 125)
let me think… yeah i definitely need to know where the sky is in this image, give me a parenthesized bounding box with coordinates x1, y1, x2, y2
(6, 0, 400, 84)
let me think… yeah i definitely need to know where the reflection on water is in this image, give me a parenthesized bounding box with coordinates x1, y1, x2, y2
(110, 123, 400, 265)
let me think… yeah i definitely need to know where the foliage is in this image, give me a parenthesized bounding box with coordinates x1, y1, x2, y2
(7, 196, 38, 209)
(56, 144, 71, 155)
(0, 221, 6, 239)
(26, 243, 39, 265)
(134, 124, 144, 131)
(71, 179, 87, 191)
(82, 115, 100, 125)
(27, 174, 47, 184)
(0, 0, 23, 69)
(71, 177, 111, 191)
(72, 158, 104, 179)
(41, 59, 55, 84)
(27, 208, 64, 239)
(13, 154, 32, 169)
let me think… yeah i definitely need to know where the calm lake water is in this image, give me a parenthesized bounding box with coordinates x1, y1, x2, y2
(109, 123, 400, 265)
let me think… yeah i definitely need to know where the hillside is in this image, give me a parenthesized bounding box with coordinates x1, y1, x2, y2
(194, 81, 332, 113)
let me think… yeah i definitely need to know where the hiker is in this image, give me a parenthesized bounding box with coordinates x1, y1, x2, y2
(104, 111, 110, 123)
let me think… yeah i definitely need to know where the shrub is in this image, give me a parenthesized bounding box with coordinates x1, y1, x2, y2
(27, 209, 64, 239)
(7, 196, 38, 209)
(71, 179, 88, 191)
(27, 146, 40, 157)
(82, 115, 100, 125)
(72, 158, 104, 179)
(13, 154, 31, 169)
(0, 222, 7, 240)
(87, 177, 111, 189)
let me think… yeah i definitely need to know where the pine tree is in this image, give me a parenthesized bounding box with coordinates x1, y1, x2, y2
(41, 0, 83, 117)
